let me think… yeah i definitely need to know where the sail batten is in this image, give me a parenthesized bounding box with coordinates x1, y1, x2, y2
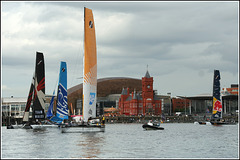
(83, 7, 97, 122)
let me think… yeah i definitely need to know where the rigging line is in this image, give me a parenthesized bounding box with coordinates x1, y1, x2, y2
(70, 13, 84, 88)
(70, 39, 83, 88)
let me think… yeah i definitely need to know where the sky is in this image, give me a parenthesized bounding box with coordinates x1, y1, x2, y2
(1, 1, 239, 98)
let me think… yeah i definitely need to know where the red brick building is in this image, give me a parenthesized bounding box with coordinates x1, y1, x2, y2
(172, 98, 190, 114)
(222, 84, 238, 95)
(118, 70, 162, 116)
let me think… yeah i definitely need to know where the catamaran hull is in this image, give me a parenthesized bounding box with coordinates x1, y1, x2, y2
(7, 124, 32, 129)
(194, 121, 212, 125)
(7, 125, 22, 129)
(60, 125, 105, 133)
(31, 124, 59, 130)
(210, 121, 237, 125)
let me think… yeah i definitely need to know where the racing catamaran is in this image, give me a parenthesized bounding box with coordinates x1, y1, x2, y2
(60, 7, 105, 133)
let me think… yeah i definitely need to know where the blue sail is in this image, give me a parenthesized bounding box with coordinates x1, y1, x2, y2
(46, 90, 55, 119)
(48, 62, 68, 124)
(56, 62, 69, 120)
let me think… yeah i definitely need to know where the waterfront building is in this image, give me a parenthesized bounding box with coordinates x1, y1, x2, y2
(1, 96, 50, 125)
(2, 79, 237, 125)
(186, 84, 238, 117)
(171, 97, 190, 115)
(68, 77, 143, 116)
(118, 70, 162, 116)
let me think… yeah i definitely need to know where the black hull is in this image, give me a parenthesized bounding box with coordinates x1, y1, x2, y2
(142, 124, 164, 130)
(7, 125, 14, 129)
(198, 121, 207, 125)
(210, 121, 237, 125)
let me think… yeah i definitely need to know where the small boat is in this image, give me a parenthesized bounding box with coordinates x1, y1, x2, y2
(60, 7, 105, 133)
(142, 120, 164, 130)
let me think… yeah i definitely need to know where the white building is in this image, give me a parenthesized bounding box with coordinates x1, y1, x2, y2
(1, 97, 50, 120)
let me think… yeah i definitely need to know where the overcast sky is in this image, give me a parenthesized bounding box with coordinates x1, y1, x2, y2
(1, 1, 239, 98)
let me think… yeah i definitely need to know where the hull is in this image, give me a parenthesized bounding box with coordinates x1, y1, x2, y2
(7, 124, 32, 129)
(7, 125, 23, 129)
(142, 124, 164, 130)
(194, 121, 211, 125)
(198, 121, 206, 125)
(31, 124, 59, 129)
(7, 124, 59, 129)
(60, 124, 105, 133)
(210, 121, 237, 125)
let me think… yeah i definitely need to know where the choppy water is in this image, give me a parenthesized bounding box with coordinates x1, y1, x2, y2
(1, 123, 239, 159)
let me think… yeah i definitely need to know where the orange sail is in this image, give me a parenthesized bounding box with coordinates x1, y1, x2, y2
(83, 7, 97, 122)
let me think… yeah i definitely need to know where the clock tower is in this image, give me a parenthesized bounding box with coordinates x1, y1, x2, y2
(142, 69, 154, 100)
(142, 69, 154, 115)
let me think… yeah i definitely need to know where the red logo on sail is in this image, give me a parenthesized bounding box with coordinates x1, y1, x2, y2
(214, 100, 222, 112)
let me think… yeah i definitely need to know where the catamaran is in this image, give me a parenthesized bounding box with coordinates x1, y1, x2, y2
(210, 70, 236, 125)
(60, 7, 105, 133)
(7, 52, 46, 129)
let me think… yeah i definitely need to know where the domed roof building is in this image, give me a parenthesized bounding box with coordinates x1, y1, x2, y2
(68, 77, 142, 114)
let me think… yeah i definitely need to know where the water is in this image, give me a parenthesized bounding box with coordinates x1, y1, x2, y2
(1, 123, 239, 159)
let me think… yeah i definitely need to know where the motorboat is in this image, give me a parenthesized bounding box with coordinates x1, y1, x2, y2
(142, 120, 164, 130)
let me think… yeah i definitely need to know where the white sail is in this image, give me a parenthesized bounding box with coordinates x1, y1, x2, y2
(83, 7, 97, 122)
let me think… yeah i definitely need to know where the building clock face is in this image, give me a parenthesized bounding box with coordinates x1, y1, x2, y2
(147, 85, 150, 89)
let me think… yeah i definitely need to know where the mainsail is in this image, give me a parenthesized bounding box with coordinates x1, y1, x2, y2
(48, 61, 68, 124)
(32, 52, 46, 120)
(212, 70, 222, 119)
(46, 90, 55, 119)
(83, 7, 97, 122)
(56, 61, 68, 120)
(23, 73, 35, 122)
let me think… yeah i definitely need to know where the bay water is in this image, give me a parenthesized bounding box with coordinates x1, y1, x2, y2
(1, 123, 239, 159)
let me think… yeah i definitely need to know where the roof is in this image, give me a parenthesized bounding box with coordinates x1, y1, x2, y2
(2, 97, 27, 103)
(121, 88, 128, 95)
(68, 77, 141, 95)
(185, 93, 212, 100)
(145, 70, 151, 78)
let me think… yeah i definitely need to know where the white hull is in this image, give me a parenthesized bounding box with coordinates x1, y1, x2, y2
(61, 125, 105, 133)
(194, 121, 212, 125)
(31, 124, 59, 129)
(11, 125, 23, 129)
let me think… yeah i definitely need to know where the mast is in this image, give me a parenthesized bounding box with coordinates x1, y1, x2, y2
(212, 70, 222, 119)
(83, 7, 97, 122)
(32, 52, 45, 121)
